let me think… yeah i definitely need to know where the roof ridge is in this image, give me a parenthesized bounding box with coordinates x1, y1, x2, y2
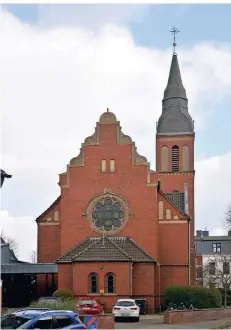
(72, 239, 99, 260)
(126, 237, 155, 261)
(56, 237, 91, 262)
(106, 237, 132, 260)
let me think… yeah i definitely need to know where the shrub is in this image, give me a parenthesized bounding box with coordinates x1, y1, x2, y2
(30, 299, 76, 311)
(52, 289, 74, 301)
(165, 285, 222, 309)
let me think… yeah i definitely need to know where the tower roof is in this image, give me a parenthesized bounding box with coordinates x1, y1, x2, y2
(157, 53, 194, 135)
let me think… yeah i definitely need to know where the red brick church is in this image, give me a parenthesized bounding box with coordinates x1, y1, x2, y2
(37, 50, 196, 312)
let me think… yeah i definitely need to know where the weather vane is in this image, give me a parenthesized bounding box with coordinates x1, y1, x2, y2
(170, 27, 180, 54)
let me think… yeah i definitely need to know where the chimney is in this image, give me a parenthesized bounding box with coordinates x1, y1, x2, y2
(196, 230, 202, 237)
(202, 230, 209, 237)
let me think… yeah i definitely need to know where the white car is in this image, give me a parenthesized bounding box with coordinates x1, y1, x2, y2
(112, 299, 140, 322)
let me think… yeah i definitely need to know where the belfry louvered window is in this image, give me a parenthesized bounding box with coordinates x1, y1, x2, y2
(172, 145, 179, 171)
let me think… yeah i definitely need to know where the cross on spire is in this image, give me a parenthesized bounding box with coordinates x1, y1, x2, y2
(170, 27, 180, 54)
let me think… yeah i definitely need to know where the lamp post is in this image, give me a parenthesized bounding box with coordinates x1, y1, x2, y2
(0, 169, 12, 188)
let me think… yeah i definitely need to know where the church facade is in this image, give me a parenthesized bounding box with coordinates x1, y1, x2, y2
(36, 51, 196, 313)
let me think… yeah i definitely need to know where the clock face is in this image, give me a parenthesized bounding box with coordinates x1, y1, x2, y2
(86, 193, 129, 235)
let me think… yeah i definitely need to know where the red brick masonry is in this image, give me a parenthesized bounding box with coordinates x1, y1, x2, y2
(98, 315, 115, 329)
(164, 308, 231, 324)
(79, 315, 115, 329)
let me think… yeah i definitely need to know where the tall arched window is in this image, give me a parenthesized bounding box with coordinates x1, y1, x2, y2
(172, 145, 179, 172)
(182, 145, 189, 171)
(161, 146, 169, 172)
(105, 273, 115, 293)
(89, 273, 98, 294)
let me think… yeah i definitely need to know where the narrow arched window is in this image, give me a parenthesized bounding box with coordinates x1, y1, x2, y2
(89, 273, 98, 294)
(161, 146, 168, 172)
(172, 145, 179, 172)
(105, 273, 115, 293)
(182, 145, 189, 171)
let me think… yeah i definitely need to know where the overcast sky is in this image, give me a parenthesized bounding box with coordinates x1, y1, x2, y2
(1, 4, 231, 261)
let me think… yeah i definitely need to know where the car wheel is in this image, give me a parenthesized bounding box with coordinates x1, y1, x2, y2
(134, 317, 139, 322)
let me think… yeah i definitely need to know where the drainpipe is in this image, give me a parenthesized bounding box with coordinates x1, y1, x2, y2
(72, 261, 75, 296)
(130, 262, 133, 297)
(158, 262, 161, 312)
(188, 218, 191, 286)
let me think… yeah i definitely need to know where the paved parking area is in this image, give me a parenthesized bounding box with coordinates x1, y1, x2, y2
(115, 315, 231, 329)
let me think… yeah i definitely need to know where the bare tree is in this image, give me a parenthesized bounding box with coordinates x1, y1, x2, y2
(29, 250, 37, 263)
(225, 205, 231, 229)
(203, 254, 231, 308)
(1, 229, 18, 256)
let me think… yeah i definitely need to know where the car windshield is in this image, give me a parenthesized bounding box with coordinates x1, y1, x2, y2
(79, 300, 95, 305)
(116, 301, 135, 307)
(1, 315, 35, 329)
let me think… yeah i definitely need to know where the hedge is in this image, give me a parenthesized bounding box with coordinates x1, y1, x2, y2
(30, 299, 76, 311)
(165, 286, 222, 309)
(52, 289, 74, 300)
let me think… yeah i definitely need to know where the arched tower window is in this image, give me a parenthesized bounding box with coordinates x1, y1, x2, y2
(172, 145, 179, 172)
(89, 273, 98, 294)
(105, 273, 115, 293)
(161, 146, 168, 172)
(182, 145, 189, 171)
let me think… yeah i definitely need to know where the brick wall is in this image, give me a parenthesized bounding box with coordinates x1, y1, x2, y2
(164, 309, 231, 324)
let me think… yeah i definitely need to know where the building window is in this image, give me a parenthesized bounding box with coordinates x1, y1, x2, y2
(223, 262, 230, 275)
(209, 262, 216, 275)
(172, 145, 179, 172)
(212, 242, 221, 253)
(90, 196, 126, 234)
(110, 160, 115, 172)
(161, 146, 168, 172)
(89, 273, 98, 293)
(101, 160, 106, 172)
(105, 273, 115, 293)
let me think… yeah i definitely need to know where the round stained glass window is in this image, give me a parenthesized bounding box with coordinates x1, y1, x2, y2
(86, 193, 129, 235)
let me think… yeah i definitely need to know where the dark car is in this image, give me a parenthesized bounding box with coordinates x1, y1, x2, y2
(37, 296, 60, 305)
(1, 309, 86, 329)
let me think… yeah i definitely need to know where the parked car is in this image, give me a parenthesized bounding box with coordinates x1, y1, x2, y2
(76, 298, 103, 315)
(1, 309, 86, 329)
(112, 299, 140, 322)
(37, 296, 60, 305)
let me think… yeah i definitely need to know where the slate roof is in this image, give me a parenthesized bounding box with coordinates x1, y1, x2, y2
(157, 53, 194, 135)
(57, 237, 156, 263)
(166, 192, 185, 212)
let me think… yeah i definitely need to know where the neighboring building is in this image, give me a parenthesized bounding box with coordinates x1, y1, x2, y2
(1, 237, 57, 307)
(37, 49, 196, 313)
(195, 229, 231, 287)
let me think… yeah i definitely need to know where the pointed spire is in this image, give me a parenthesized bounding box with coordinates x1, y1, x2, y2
(163, 53, 187, 102)
(156, 29, 194, 135)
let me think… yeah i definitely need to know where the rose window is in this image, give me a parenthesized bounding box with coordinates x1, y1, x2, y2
(86, 194, 129, 235)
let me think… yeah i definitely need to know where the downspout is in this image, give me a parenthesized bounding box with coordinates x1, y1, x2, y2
(158, 262, 161, 312)
(72, 261, 75, 296)
(188, 218, 191, 286)
(130, 262, 133, 297)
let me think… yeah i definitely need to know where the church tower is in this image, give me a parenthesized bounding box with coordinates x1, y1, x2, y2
(156, 34, 196, 284)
